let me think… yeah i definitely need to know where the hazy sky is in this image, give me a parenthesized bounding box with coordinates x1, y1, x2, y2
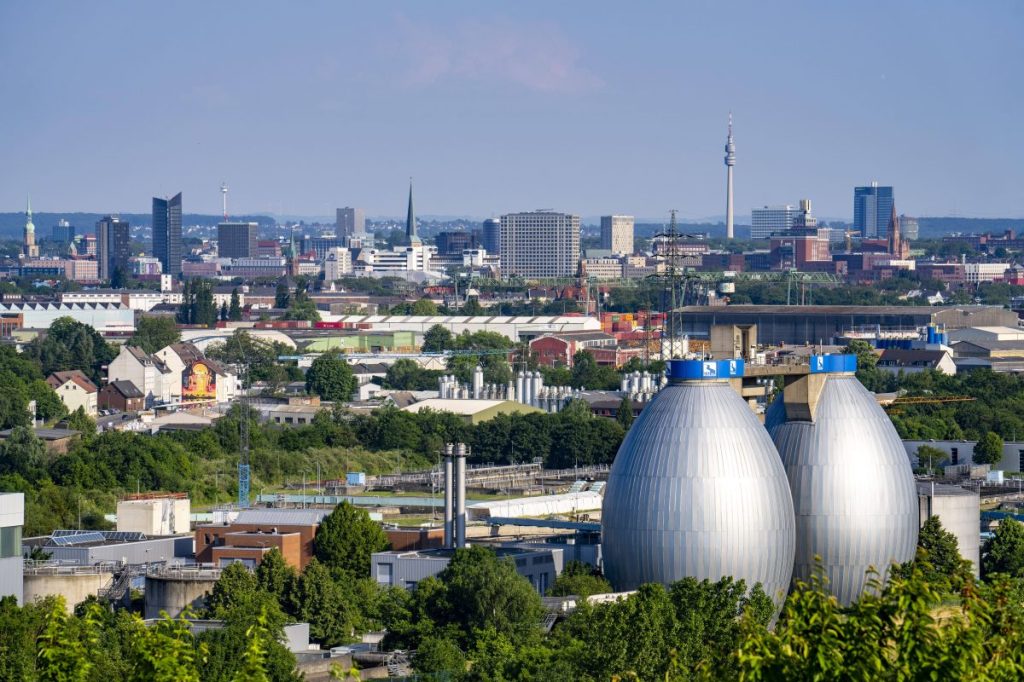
(1, 1, 1021, 220)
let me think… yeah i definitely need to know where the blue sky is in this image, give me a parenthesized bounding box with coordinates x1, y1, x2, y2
(1, 1, 1021, 220)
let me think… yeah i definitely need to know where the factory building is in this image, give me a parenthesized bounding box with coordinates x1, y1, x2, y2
(371, 545, 564, 594)
(678, 305, 1018, 347)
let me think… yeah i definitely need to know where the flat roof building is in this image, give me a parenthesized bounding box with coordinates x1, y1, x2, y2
(679, 305, 1018, 347)
(500, 211, 580, 279)
(371, 545, 564, 594)
(217, 222, 259, 259)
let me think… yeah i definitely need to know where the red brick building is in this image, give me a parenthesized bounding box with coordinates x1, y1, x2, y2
(195, 508, 330, 570)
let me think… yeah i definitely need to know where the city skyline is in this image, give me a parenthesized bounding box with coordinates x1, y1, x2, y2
(1, 2, 1022, 219)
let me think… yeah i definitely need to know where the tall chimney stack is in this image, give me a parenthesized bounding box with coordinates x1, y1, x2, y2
(443, 443, 454, 549)
(455, 443, 467, 548)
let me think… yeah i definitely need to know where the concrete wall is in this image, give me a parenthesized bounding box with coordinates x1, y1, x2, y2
(145, 573, 220, 619)
(0, 493, 24, 603)
(117, 499, 191, 535)
(905, 439, 1024, 472)
(23, 571, 112, 613)
(46, 535, 192, 566)
(918, 487, 981, 577)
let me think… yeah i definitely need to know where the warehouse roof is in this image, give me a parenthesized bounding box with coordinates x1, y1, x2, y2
(678, 305, 1005, 315)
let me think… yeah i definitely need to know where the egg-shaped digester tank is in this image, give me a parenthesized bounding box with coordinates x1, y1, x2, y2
(601, 359, 796, 608)
(765, 354, 918, 605)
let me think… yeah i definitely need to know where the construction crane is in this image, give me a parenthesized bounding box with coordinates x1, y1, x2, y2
(882, 395, 976, 414)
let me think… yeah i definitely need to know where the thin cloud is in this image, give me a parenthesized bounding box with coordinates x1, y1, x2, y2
(392, 14, 603, 94)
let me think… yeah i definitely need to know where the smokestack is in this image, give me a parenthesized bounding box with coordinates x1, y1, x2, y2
(443, 444, 454, 548)
(455, 443, 467, 548)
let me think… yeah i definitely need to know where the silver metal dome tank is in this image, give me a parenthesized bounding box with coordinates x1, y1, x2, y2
(602, 359, 796, 609)
(765, 354, 918, 605)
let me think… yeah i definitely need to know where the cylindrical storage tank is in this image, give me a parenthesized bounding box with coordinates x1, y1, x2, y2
(602, 359, 795, 610)
(917, 482, 980, 578)
(516, 372, 525, 405)
(472, 366, 484, 400)
(765, 355, 918, 605)
(144, 568, 221, 619)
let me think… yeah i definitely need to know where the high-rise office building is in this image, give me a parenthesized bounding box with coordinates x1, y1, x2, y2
(51, 219, 75, 245)
(600, 215, 635, 254)
(97, 215, 130, 282)
(436, 231, 478, 256)
(153, 192, 183, 276)
(853, 183, 894, 239)
(335, 207, 366, 239)
(218, 222, 259, 259)
(500, 211, 580, 278)
(751, 205, 797, 240)
(900, 215, 919, 241)
(482, 218, 501, 255)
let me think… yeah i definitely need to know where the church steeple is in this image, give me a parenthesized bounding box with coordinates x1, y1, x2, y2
(23, 195, 38, 259)
(887, 203, 907, 259)
(405, 179, 420, 246)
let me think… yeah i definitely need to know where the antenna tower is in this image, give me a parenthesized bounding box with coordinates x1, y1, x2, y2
(221, 182, 229, 220)
(666, 209, 680, 359)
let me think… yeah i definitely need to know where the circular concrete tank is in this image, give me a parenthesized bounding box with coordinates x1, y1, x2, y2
(144, 568, 221, 619)
(23, 568, 113, 613)
(917, 482, 980, 578)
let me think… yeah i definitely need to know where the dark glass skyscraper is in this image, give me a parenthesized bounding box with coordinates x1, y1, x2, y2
(853, 184, 894, 239)
(153, 193, 182, 276)
(482, 218, 501, 255)
(97, 215, 130, 282)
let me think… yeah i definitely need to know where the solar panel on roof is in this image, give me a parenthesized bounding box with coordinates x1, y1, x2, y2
(101, 531, 146, 542)
(48, 531, 106, 546)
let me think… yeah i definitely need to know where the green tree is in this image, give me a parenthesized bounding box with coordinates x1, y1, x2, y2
(65, 407, 96, 436)
(220, 301, 229, 321)
(982, 517, 1024, 579)
(313, 501, 390, 578)
(26, 316, 115, 383)
(207, 562, 260, 617)
(461, 297, 484, 316)
(570, 350, 620, 390)
(305, 352, 357, 402)
(422, 324, 454, 353)
(129, 316, 182, 354)
(974, 431, 1005, 465)
(411, 298, 438, 315)
(28, 379, 66, 422)
(291, 559, 357, 647)
(893, 515, 972, 593)
(429, 545, 544, 651)
(548, 561, 612, 598)
(413, 636, 466, 679)
(274, 281, 290, 309)
(0, 426, 47, 480)
(254, 548, 296, 603)
(382, 358, 442, 391)
(915, 444, 946, 473)
(616, 396, 634, 430)
(229, 288, 243, 321)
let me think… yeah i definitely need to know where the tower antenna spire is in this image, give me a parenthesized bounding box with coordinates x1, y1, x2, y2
(724, 113, 736, 240)
(220, 182, 229, 220)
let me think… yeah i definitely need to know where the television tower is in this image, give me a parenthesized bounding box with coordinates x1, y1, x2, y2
(220, 182, 229, 220)
(724, 113, 736, 240)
